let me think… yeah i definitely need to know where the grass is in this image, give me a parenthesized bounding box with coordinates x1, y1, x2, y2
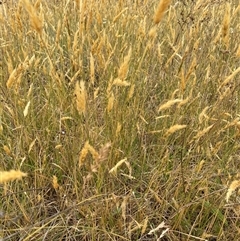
(0, 0, 240, 240)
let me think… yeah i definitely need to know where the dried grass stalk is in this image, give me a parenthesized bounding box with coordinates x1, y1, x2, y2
(218, 66, 240, 91)
(198, 106, 210, 124)
(109, 158, 127, 175)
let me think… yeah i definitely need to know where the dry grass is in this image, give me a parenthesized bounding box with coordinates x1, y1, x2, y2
(0, 0, 240, 240)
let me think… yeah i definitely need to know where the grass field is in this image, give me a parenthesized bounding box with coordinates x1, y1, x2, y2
(0, 0, 240, 240)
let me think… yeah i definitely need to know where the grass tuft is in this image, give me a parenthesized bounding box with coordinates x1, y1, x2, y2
(1, 0, 240, 240)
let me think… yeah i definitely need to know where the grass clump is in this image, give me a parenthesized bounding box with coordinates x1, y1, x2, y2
(0, 0, 240, 240)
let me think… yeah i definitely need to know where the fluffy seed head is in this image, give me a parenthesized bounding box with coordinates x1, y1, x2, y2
(97, 142, 111, 163)
(52, 175, 59, 190)
(113, 78, 131, 87)
(222, 2, 231, 48)
(107, 93, 115, 112)
(22, 0, 43, 35)
(236, 44, 240, 57)
(118, 47, 132, 80)
(79, 141, 89, 167)
(226, 180, 240, 203)
(193, 125, 214, 140)
(158, 99, 182, 112)
(74, 81, 86, 115)
(165, 124, 187, 136)
(153, 0, 171, 24)
(0, 170, 27, 184)
(87, 143, 99, 161)
(127, 84, 135, 100)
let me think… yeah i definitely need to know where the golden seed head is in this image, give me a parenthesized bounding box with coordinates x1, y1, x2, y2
(165, 124, 187, 136)
(107, 93, 115, 113)
(74, 81, 87, 115)
(118, 47, 132, 80)
(22, 0, 43, 35)
(52, 175, 59, 190)
(79, 141, 89, 167)
(226, 180, 240, 203)
(158, 99, 182, 112)
(153, 0, 171, 24)
(0, 170, 27, 184)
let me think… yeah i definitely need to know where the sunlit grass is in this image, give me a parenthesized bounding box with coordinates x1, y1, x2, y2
(1, 0, 240, 240)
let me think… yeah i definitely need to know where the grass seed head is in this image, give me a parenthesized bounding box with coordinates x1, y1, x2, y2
(199, 106, 210, 124)
(74, 81, 86, 115)
(193, 125, 214, 140)
(127, 84, 135, 100)
(22, 0, 43, 35)
(55, 20, 62, 44)
(153, 0, 171, 24)
(23, 101, 31, 117)
(158, 99, 182, 112)
(115, 123, 122, 137)
(87, 143, 99, 161)
(226, 180, 240, 203)
(236, 44, 240, 57)
(3, 145, 11, 156)
(218, 66, 240, 91)
(109, 158, 127, 175)
(6, 69, 18, 89)
(90, 53, 95, 85)
(113, 78, 131, 87)
(52, 175, 59, 190)
(148, 26, 158, 39)
(74, 0, 80, 9)
(177, 96, 190, 108)
(107, 93, 115, 113)
(118, 47, 132, 80)
(222, 2, 231, 48)
(97, 142, 111, 163)
(79, 141, 89, 167)
(0, 170, 27, 184)
(165, 124, 187, 136)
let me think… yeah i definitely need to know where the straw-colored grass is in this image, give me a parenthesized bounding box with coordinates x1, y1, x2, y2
(1, 0, 240, 240)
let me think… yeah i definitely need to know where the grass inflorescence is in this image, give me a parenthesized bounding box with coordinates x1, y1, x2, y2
(0, 0, 240, 240)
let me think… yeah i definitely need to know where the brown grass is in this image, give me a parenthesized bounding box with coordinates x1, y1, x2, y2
(1, 0, 240, 240)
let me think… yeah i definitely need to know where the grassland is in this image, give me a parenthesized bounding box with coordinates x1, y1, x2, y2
(0, 0, 240, 240)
